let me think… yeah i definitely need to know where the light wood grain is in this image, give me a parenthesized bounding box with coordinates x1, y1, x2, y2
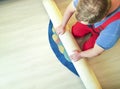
(0, 0, 84, 89)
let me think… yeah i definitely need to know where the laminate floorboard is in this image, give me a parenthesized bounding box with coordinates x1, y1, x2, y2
(0, 0, 84, 89)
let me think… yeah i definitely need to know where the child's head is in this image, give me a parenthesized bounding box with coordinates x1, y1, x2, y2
(75, 0, 111, 24)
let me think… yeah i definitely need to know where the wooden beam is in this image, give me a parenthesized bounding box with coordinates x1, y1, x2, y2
(43, 0, 102, 89)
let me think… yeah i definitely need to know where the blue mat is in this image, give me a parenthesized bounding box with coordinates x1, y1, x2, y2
(48, 20, 79, 76)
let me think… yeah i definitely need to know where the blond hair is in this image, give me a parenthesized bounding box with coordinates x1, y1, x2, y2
(75, 0, 111, 24)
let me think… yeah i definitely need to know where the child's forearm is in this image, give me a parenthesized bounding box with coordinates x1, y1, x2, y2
(80, 44, 104, 58)
(61, 1, 76, 28)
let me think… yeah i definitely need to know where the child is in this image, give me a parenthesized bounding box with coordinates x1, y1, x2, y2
(56, 0, 120, 62)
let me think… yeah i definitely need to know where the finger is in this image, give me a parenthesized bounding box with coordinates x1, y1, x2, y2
(72, 50, 78, 52)
(72, 50, 79, 54)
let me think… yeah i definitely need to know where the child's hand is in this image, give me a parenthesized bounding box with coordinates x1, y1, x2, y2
(70, 50, 82, 62)
(55, 24, 65, 35)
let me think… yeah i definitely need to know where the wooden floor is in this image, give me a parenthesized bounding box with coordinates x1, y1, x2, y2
(0, 0, 120, 89)
(0, 0, 84, 89)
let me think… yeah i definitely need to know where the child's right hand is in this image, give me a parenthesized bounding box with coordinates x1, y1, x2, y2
(70, 50, 82, 62)
(55, 24, 65, 35)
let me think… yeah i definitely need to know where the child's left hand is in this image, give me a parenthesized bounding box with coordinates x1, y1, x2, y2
(70, 50, 82, 62)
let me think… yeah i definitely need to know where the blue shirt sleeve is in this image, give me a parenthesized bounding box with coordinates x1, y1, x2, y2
(73, 0, 79, 7)
(96, 20, 120, 50)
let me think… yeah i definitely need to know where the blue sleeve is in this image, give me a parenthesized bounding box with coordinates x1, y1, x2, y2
(73, 0, 79, 7)
(96, 20, 120, 50)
